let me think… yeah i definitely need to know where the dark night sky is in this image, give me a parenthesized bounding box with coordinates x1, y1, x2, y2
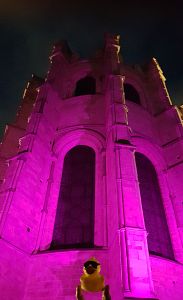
(0, 0, 183, 137)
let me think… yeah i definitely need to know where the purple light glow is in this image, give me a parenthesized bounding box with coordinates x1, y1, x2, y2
(0, 35, 183, 300)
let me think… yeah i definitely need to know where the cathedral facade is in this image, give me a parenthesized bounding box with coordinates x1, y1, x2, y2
(0, 34, 183, 300)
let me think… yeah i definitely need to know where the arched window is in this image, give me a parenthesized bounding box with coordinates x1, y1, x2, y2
(135, 152, 174, 259)
(124, 83, 141, 104)
(51, 146, 95, 249)
(74, 76, 96, 96)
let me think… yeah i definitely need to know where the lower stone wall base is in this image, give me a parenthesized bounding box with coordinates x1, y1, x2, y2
(124, 297, 159, 300)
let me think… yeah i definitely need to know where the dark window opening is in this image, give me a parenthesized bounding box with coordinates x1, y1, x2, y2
(135, 152, 174, 260)
(74, 76, 96, 96)
(51, 146, 95, 249)
(124, 83, 141, 104)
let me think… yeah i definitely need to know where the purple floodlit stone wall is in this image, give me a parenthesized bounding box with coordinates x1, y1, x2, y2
(150, 256, 183, 300)
(0, 36, 183, 300)
(0, 240, 30, 300)
(23, 250, 109, 300)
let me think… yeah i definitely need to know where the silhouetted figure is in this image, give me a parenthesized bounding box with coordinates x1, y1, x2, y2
(76, 285, 84, 300)
(102, 285, 111, 300)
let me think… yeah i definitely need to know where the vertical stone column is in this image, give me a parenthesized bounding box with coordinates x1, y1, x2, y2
(106, 74, 157, 299)
(116, 144, 156, 299)
(0, 82, 58, 253)
(0, 76, 44, 229)
(104, 33, 121, 74)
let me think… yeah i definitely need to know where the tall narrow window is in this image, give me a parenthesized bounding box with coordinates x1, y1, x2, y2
(74, 76, 96, 96)
(51, 146, 95, 249)
(135, 152, 174, 259)
(124, 83, 140, 104)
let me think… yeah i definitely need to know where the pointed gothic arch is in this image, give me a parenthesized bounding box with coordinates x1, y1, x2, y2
(135, 152, 174, 259)
(124, 83, 141, 104)
(51, 145, 95, 249)
(74, 76, 96, 96)
(36, 129, 107, 252)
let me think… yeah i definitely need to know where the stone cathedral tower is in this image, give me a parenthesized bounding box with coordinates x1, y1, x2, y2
(0, 34, 183, 300)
